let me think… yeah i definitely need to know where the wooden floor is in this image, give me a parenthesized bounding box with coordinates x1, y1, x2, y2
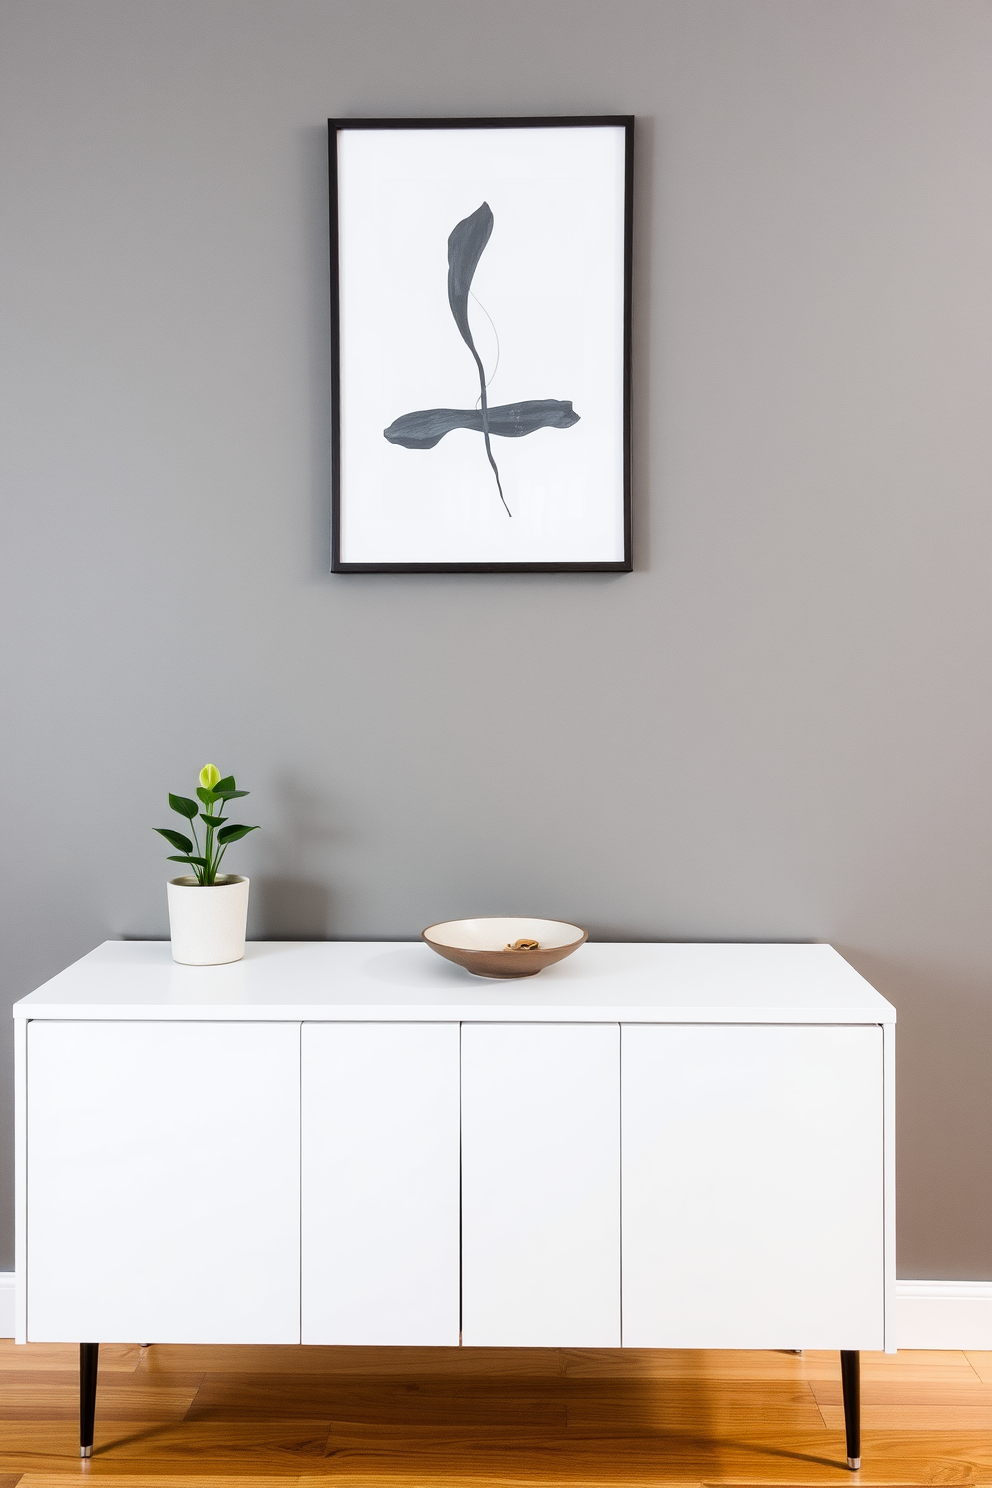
(1, 1341, 992, 1486)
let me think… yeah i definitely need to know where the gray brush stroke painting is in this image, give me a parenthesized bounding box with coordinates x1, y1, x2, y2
(384, 202, 580, 517)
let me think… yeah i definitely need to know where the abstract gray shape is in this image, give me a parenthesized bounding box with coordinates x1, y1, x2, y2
(446, 203, 508, 513)
(386, 203, 580, 515)
(384, 399, 580, 451)
(447, 203, 494, 355)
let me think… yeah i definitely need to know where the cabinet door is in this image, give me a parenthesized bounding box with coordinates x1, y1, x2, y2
(27, 1019, 300, 1343)
(301, 1022, 460, 1345)
(621, 1023, 884, 1349)
(461, 1023, 620, 1347)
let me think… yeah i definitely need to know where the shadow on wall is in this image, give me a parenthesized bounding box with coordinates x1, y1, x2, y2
(836, 944, 992, 1281)
(249, 775, 339, 939)
(252, 876, 331, 939)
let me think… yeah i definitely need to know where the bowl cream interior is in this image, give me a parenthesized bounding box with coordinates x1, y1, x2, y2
(425, 917, 584, 952)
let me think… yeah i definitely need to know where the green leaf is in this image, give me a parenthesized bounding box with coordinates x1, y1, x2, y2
(213, 775, 236, 794)
(168, 854, 208, 867)
(169, 793, 199, 819)
(214, 789, 248, 800)
(199, 813, 228, 828)
(196, 786, 218, 806)
(217, 823, 259, 844)
(155, 827, 194, 853)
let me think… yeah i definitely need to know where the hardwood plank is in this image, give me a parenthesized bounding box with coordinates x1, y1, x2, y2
(306, 1474, 705, 1488)
(563, 1379, 818, 1407)
(963, 1350, 992, 1383)
(134, 1344, 564, 1377)
(562, 1350, 817, 1380)
(0, 1341, 141, 1374)
(307, 1477, 705, 1488)
(820, 1401, 992, 1429)
(0, 1422, 331, 1470)
(187, 1373, 567, 1426)
(812, 1378, 992, 1407)
(563, 1403, 827, 1432)
(314, 1423, 862, 1480)
(562, 1349, 980, 1382)
(20, 1479, 295, 1488)
(0, 1372, 202, 1421)
(852, 1350, 979, 1379)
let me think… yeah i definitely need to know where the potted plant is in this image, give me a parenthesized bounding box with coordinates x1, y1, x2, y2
(155, 763, 259, 965)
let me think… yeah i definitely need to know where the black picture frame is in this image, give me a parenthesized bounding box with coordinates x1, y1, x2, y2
(329, 116, 634, 574)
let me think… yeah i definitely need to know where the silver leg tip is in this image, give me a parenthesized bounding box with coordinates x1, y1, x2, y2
(80, 1445, 93, 1459)
(847, 1456, 861, 1470)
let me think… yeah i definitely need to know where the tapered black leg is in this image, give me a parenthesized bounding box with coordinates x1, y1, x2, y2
(840, 1349, 860, 1469)
(80, 1342, 99, 1459)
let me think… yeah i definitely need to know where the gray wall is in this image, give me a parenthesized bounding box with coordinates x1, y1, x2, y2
(0, 0, 990, 1277)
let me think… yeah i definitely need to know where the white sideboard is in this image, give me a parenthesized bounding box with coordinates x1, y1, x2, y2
(13, 938, 896, 1467)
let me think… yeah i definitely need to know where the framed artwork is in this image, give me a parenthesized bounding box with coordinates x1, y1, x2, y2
(329, 116, 633, 573)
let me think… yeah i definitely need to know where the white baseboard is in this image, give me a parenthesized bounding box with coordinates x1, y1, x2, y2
(0, 1273, 987, 1348)
(0, 1273, 12, 1338)
(895, 1279, 992, 1349)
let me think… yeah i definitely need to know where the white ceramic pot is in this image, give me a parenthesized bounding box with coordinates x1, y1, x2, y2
(167, 875, 249, 966)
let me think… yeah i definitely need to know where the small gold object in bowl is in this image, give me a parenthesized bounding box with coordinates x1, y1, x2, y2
(422, 917, 587, 979)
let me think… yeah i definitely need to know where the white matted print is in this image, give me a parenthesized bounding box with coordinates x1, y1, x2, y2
(330, 118, 632, 573)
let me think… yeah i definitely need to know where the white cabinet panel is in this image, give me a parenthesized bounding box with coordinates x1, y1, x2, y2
(301, 1022, 460, 1345)
(621, 1023, 884, 1349)
(27, 1020, 300, 1343)
(461, 1023, 620, 1347)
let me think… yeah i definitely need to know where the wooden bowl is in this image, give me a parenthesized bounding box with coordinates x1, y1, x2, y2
(422, 917, 587, 979)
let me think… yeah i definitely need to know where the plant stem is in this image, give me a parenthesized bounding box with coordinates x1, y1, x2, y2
(189, 816, 204, 885)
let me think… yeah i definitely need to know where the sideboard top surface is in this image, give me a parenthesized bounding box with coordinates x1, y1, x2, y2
(13, 941, 896, 1023)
